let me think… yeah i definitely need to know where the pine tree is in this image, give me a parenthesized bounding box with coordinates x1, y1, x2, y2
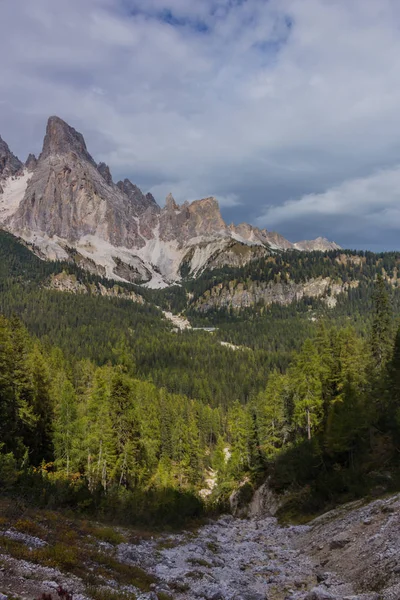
(254, 370, 287, 456)
(83, 366, 115, 491)
(371, 274, 392, 371)
(291, 339, 323, 440)
(227, 401, 253, 475)
(386, 325, 400, 436)
(53, 374, 79, 476)
(27, 344, 54, 464)
(109, 371, 142, 487)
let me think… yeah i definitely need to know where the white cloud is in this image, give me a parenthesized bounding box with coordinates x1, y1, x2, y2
(2, 0, 400, 247)
(257, 164, 400, 240)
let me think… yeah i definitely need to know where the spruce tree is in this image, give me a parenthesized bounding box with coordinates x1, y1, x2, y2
(386, 325, 400, 437)
(371, 274, 392, 371)
(291, 339, 323, 440)
(255, 370, 287, 456)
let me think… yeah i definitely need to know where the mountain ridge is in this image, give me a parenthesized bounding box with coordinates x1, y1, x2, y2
(0, 116, 340, 287)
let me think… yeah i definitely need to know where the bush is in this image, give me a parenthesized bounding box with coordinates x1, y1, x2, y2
(0, 446, 18, 488)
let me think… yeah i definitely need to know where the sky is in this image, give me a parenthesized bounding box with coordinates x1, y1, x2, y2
(2, 0, 400, 250)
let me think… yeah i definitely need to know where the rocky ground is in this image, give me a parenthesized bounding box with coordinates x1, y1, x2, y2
(1, 494, 400, 600)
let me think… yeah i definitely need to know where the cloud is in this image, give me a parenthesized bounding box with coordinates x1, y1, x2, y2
(256, 165, 400, 243)
(2, 0, 400, 247)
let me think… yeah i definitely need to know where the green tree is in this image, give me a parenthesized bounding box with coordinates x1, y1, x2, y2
(254, 370, 287, 456)
(371, 274, 392, 370)
(291, 339, 323, 440)
(53, 374, 79, 475)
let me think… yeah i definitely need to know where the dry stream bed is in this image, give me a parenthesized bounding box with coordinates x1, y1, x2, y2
(1, 494, 400, 600)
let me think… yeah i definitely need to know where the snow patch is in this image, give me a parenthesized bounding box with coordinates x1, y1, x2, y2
(0, 170, 31, 222)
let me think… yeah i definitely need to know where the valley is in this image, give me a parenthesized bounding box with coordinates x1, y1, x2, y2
(1, 118, 400, 600)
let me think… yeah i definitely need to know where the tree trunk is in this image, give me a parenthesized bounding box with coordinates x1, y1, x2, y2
(307, 408, 311, 440)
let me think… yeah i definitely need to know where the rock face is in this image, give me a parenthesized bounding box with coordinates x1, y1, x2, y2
(295, 237, 341, 252)
(0, 135, 23, 182)
(25, 154, 38, 172)
(0, 116, 341, 287)
(97, 162, 113, 185)
(48, 271, 145, 303)
(117, 178, 160, 215)
(193, 277, 358, 312)
(160, 196, 226, 244)
(40, 115, 96, 165)
(9, 116, 147, 251)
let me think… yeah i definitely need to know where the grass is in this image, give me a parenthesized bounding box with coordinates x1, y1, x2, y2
(86, 525, 126, 545)
(13, 518, 46, 538)
(0, 497, 159, 597)
(187, 557, 212, 568)
(206, 541, 219, 553)
(86, 587, 137, 600)
(155, 539, 179, 551)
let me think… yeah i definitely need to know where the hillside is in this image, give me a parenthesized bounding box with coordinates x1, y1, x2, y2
(1, 118, 400, 600)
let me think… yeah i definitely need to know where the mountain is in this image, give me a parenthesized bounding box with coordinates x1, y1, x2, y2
(0, 134, 23, 182)
(0, 116, 340, 287)
(294, 236, 341, 251)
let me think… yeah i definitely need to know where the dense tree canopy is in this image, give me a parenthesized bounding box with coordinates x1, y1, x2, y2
(1, 231, 400, 523)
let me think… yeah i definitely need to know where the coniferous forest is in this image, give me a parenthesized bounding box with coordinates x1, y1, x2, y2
(1, 231, 400, 526)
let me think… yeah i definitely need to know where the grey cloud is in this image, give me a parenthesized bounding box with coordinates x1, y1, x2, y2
(2, 0, 400, 248)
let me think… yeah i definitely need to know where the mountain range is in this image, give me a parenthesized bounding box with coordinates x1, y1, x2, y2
(0, 116, 340, 288)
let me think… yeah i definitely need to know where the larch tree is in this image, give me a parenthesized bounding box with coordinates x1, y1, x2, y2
(292, 339, 323, 440)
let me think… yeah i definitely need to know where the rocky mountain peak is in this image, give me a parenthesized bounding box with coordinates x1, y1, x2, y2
(165, 193, 178, 211)
(188, 197, 226, 229)
(160, 195, 227, 245)
(0, 135, 23, 180)
(117, 178, 160, 214)
(0, 115, 342, 287)
(97, 162, 113, 185)
(25, 153, 37, 172)
(40, 116, 96, 165)
(145, 192, 157, 206)
(294, 237, 341, 251)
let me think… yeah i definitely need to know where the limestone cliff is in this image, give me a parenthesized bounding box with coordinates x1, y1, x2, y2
(0, 135, 23, 184)
(193, 277, 359, 312)
(0, 116, 341, 287)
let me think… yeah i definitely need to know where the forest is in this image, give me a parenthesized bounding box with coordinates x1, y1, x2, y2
(0, 231, 400, 524)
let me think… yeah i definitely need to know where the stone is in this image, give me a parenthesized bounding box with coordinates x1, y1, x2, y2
(229, 480, 254, 517)
(330, 534, 351, 550)
(304, 586, 337, 600)
(234, 593, 265, 600)
(247, 477, 283, 518)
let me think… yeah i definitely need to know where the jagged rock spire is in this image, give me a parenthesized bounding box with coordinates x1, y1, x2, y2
(97, 162, 113, 185)
(40, 116, 96, 165)
(0, 134, 23, 179)
(165, 192, 178, 210)
(25, 153, 38, 172)
(117, 178, 160, 214)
